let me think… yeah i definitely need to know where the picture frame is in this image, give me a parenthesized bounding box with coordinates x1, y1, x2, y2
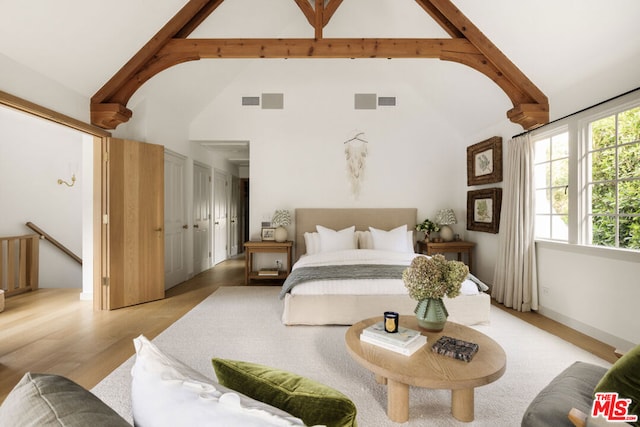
(467, 136, 502, 186)
(261, 227, 276, 241)
(467, 188, 503, 233)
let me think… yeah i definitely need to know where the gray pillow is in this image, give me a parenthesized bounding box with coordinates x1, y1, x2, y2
(0, 373, 130, 427)
(522, 361, 609, 427)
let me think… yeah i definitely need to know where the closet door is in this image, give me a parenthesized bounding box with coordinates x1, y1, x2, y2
(102, 138, 165, 309)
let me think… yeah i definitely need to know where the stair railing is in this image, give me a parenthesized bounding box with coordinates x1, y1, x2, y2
(0, 234, 39, 297)
(25, 222, 82, 265)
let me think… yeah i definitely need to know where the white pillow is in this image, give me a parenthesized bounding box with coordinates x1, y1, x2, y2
(303, 232, 321, 255)
(359, 229, 414, 252)
(369, 225, 412, 253)
(405, 230, 415, 253)
(356, 230, 373, 249)
(459, 278, 480, 295)
(131, 335, 305, 427)
(316, 225, 356, 252)
(467, 273, 490, 292)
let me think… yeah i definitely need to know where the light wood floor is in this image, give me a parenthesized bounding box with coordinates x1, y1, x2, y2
(0, 257, 617, 404)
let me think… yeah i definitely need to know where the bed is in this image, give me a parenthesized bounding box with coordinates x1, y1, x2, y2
(280, 208, 491, 326)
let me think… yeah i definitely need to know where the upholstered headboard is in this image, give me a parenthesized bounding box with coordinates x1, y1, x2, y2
(294, 208, 417, 261)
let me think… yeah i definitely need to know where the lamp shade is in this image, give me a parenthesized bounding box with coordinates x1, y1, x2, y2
(435, 209, 457, 225)
(272, 210, 291, 227)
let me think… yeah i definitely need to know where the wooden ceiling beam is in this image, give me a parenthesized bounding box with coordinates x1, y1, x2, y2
(323, 0, 344, 27)
(167, 38, 474, 58)
(175, 0, 225, 38)
(293, 0, 315, 28)
(415, 0, 548, 127)
(91, 0, 548, 130)
(414, 0, 464, 38)
(315, 0, 324, 39)
(90, 0, 224, 128)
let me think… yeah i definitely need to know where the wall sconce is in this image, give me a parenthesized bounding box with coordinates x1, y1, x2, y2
(58, 174, 76, 187)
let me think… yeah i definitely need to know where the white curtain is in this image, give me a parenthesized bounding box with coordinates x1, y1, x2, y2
(492, 134, 538, 311)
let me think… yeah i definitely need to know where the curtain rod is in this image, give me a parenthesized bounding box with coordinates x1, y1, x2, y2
(512, 86, 640, 139)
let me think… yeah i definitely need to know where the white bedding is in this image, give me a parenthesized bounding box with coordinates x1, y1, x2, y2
(285, 249, 482, 297)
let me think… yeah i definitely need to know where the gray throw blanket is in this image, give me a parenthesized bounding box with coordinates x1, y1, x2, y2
(279, 264, 407, 299)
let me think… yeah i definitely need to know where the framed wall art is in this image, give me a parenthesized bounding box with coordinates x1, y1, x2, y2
(467, 136, 502, 186)
(261, 227, 276, 241)
(467, 188, 502, 233)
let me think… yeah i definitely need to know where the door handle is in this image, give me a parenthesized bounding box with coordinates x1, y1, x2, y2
(155, 227, 163, 232)
(193, 224, 199, 228)
(182, 224, 189, 229)
(215, 221, 220, 225)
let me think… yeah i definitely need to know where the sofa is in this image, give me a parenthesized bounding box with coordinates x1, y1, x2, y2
(0, 335, 357, 427)
(522, 343, 639, 427)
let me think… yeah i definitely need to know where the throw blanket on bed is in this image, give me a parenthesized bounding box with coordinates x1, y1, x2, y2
(279, 264, 407, 299)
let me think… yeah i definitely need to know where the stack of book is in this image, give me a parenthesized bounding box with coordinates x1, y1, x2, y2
(258, 268, 280, 276)
(360, 321, 427, 356)
(431, 336, 479, 362)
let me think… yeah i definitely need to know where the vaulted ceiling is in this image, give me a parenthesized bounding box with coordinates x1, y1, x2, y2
(2, 0, 639, 141)
(90, 0, 548, 130)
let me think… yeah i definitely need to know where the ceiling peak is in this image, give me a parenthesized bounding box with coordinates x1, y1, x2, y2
(90, 0, 548, 131)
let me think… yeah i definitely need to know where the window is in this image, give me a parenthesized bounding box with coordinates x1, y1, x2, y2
(532, 94, 640, 251)
(534, 132, 569, 241)
(586, 106, 640, 249)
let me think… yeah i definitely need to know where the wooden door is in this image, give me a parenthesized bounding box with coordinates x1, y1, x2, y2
(213, 170, 228, 265)
(193, 163, 212, 274)
(164, 151, 187, 289)
(103, 138, 164, 309)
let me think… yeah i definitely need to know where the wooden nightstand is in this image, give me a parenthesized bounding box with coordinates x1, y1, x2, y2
(416, 240, 476, 273)
(244, 240, 293, 284)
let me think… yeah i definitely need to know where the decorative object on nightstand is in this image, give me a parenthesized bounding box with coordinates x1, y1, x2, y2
(415, 218, 439, 242)
(402, 254, 469, 332)
(435, 209, 457, 242)
(271, 209, 291, 243)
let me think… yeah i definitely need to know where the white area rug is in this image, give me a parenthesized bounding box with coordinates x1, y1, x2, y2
(92, 286, 610, 426)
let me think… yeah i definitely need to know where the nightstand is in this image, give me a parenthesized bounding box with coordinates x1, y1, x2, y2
(416, 240, 476, 273)
(243, 240, 293, 284)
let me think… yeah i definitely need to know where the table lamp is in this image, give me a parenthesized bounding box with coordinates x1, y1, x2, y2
(435, 209, 457, 242)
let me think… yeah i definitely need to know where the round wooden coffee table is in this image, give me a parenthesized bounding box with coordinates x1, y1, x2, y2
(345, 316, 506, 423)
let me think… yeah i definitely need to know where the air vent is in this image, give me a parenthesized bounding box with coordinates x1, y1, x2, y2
(378, 96, 396, 106)
(242, 96, 260, 106)
(262, 93, 284, 109)
(354, 93, 377, 110)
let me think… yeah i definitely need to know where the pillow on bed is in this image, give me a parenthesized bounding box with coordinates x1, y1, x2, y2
(316, 225, 356, 252)
(459, 278, 481, 295)
(359, 229, 414, 252)
(369, 225, 413, 253)
(357, 231, 374, 249)
(304, 232, 321, 255)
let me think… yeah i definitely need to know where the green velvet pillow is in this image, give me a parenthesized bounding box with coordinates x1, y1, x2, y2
(593, 343, 640, 426)
(212, 358, 357, 427)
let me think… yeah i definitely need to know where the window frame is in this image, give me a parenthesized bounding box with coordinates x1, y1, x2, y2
(533, 127, 571, 243)
(531, 89, 640, 254)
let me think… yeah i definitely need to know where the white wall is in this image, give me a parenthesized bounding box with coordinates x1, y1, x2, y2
(187, 59, 501, 249)
(0, 53, 89, 122)
(0, 105, 83, 288)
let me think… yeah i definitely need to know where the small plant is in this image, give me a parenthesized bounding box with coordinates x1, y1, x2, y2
(416, 218, 440, 234)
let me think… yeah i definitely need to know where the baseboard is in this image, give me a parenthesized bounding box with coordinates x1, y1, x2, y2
(538, 306, 635, 352)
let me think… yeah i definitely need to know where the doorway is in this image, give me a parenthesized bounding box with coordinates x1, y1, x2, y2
(193, 162, 212, 275)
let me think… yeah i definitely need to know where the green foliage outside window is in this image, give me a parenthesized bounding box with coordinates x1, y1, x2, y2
(590, 106, 640, 249)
